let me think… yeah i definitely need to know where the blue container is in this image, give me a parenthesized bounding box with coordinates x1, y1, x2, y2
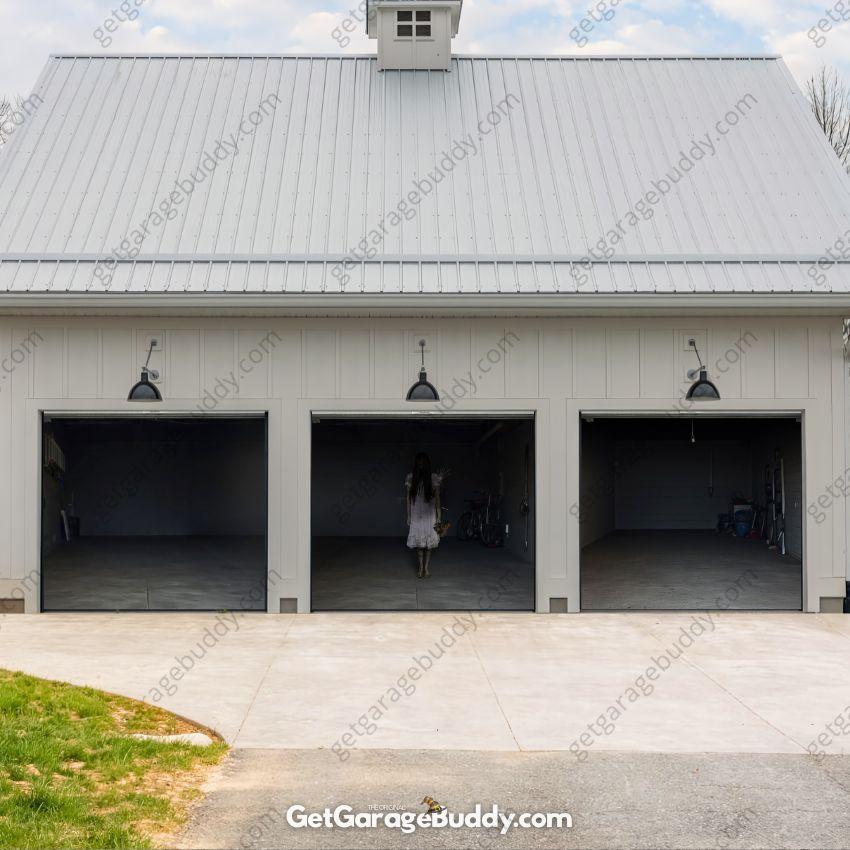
(734, 520, 750, 537)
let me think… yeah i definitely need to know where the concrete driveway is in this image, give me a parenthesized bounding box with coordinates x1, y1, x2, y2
(1, 611, 849, 757)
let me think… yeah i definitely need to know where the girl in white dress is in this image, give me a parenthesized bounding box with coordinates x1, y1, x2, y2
(405, 452, 441, 578)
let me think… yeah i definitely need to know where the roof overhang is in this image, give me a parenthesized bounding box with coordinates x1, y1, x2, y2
(1, 292, 849, 318)
(3, 256, 849, 302)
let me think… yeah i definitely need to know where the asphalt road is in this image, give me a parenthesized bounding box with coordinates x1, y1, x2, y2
(178, 749, 850, 850)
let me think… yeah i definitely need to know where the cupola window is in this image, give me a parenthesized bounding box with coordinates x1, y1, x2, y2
(397, 10, 413, 36)
(397, 9, 431, 37)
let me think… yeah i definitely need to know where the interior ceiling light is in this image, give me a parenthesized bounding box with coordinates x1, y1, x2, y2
(406, 339, 440, 402)
(128, 341, 162, 402)
(685, 339, 720, 400)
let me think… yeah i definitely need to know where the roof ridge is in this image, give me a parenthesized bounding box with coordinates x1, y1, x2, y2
(2, 255, 846, 265)
(47, 52, 782, 61)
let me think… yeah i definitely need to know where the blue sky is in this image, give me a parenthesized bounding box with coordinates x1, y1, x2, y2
(2, 0, 849, 96)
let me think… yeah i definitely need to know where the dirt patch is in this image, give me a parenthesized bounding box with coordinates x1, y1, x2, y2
(109, 698, 218, 739)
(142, 757, 227, 849)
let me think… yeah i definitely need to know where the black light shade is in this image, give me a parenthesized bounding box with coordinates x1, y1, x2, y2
(686, 368, 720, 400)
(127, 368, 162, 402)
(406, 366, 440, 401)
(406, 338, 439, 401)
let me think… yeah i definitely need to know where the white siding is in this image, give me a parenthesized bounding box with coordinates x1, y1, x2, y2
(0, 315, 844, 613)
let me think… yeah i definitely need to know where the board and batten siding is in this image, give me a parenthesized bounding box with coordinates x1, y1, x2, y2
(0, 316, 845, 613)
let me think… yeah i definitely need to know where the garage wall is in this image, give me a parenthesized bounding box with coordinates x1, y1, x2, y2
(0, 316, 844, 612)
(615, 440, 752, 530)
(312, 437, 498, 537)
(65, 438, 266, 537)
(497, 425, 535, 563)
(579, 425, 616, 546)
(41, 470, 63, 556)
(41, 472, 64, 557)
(311, 422, 534, 546)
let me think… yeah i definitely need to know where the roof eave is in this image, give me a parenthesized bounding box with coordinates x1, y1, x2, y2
(0, 292, 847, 319)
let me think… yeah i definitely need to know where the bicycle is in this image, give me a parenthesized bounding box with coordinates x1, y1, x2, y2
(456, 492, 504, 547)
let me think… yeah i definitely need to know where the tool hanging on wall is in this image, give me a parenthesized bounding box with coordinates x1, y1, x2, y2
(766, 452, 786, 554)
(43, 433, 66, 479)
(520, 443, 531, 552)
(775, 455, 786, 555)
(765, 465, 774, 546)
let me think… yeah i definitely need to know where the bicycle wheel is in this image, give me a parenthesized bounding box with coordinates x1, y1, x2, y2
(457, 511, 475, 541)
(481, 521, 504, 548)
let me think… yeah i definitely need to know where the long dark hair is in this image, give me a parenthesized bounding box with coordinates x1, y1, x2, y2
(410, 452, 434, 503)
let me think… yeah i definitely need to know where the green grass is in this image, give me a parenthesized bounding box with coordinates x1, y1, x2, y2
(0, 670, 227, 849)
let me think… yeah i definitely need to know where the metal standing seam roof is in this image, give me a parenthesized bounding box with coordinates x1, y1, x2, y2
(0, 53, 849, 297)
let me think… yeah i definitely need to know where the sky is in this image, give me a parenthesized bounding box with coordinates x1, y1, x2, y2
(1, 0, 849, 97)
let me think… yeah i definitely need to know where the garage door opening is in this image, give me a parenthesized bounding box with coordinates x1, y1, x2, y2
(311, 416, 535, 611)
(41, 415, 268, 612)
(579, 416, 803, 611)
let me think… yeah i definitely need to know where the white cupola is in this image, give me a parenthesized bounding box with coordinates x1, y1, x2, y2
(367, 0, 463, 71)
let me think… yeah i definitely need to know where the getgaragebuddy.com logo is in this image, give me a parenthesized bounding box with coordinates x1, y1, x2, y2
(284, 801, 573, 836)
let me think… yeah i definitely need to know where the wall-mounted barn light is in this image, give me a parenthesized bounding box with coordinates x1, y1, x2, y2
(685, 339, 720, 400)
(406, 339, 439, 402)
(128, 341, 162, 402)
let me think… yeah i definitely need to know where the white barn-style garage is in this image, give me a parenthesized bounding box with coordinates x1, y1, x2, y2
(1, 0, 849, 614)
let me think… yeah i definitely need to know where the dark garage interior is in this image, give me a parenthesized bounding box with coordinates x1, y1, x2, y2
(311, 416, 535, 611)
(41, 416, 268, 612)
(579, 416, 803, 611)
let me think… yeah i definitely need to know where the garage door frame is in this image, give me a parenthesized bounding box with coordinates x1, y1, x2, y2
(572, 404, 808, 612)
(38, 410, 270, 613)
(305, 404, 540, 613)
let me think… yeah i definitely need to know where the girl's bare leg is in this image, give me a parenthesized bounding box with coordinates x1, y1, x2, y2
(417, 549, 425, 577)
(423, 549, 432, 577)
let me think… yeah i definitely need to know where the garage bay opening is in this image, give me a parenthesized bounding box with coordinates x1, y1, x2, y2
(41, 415, 268, 612)
(311, 416, 535, 611)
(579, 415, 802, 611)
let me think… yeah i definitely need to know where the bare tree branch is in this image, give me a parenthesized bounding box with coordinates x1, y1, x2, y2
(0, 96, 13, 147)
(807, 66, 850, 174)
(0, 93, 43, 149)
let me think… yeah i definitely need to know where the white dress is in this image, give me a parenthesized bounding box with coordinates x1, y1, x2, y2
(405, 472, 441, 550)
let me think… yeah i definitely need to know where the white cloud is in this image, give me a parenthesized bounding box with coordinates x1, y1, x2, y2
(775, 24, 850, 84)
(1, 0, 850, 98)
(608, 19, 711, 53)
(289, 10, 371, 52)
(702, 0, 850, 79)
